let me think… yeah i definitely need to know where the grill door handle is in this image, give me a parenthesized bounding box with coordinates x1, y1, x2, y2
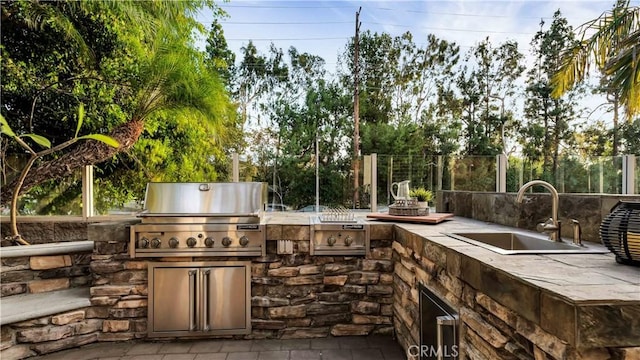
(199, 183, 210, 191)
(436, 315, 458, 360)
(202, 269, 211, 331)
(188, 270, 197, 331)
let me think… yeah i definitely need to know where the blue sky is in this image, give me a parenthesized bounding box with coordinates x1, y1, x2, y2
(195, 0, 639, 125)
(197, 0, 637, 73)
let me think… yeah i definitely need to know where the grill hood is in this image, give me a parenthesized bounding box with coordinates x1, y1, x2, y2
(141, 182, 266, 217)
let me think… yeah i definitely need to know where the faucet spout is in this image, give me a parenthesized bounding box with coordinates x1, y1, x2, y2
(516, 180, 560, 241)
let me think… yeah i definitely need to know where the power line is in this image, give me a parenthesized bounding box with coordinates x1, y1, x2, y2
(219, 4, 354, 9)
(364, 21, 534, 35)
(365, 6, 552, 20)
(225, 37, 349, 41)
(218, 21, 352, 25)
(218, 4, 553, 20)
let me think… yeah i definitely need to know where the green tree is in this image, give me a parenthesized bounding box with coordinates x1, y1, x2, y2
(521, 11, 580, 180)
(552, 0, 640, 117)
(204, 19, 236, 83)
(1, 0, 234, 206)
(457, 37, 524, 155)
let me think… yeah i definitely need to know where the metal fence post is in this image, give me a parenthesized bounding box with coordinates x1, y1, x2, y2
(232, 153, 239, 182)
(437, 156, 443, 191)
(82, 165, 94, 218)
(496, 154, 507, 192)
(622, 155, 636, 194)
(371, 153, 377, 213)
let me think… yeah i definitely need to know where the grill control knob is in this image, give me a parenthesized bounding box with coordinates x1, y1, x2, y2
(344, 235, 353, 246)
(327, 235, 337, 246)
(239, 236, 249, 247)
(138, 237, 149, 248)
(222, 236, 232, 247)
(169, 237, 179, 248)
(204, 237, 215, 247)
(186, 237, 197, 248)
(151, 238, 162, 248)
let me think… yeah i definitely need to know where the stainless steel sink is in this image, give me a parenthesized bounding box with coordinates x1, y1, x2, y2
(445, 232, 611, 255)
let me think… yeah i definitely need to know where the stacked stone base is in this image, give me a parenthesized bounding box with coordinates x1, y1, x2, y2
(392, 227, 640, 360)
(249, 250, 395, 339)
(1, 308, 99, 359)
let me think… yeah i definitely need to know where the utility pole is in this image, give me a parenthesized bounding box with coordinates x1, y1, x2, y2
(353, 7, 361, 208)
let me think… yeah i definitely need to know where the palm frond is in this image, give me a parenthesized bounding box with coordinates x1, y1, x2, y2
(552, 2, 640, 116)
(21, 1, 93, 61)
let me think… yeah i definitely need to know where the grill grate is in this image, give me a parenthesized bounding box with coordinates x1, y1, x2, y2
(600, 201, 640, 266)
(319, 206, 356, 223)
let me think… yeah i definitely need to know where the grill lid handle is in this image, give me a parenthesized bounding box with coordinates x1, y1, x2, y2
(199, 184, 211, 191)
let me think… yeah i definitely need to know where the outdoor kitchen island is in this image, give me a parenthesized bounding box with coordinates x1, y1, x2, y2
(5, 204, 639, 359)
(79, 210, 640, 360)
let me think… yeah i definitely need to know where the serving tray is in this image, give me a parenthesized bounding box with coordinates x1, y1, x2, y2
(366, 212, 454, 224)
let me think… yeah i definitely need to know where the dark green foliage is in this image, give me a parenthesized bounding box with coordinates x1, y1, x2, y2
(1, 0, 235, 214)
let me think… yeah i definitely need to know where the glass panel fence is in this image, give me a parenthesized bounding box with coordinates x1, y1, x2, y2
(3, 152, 636, 219)
(1, 154, 84, 216)
(507, 155, 626, 194)
(636, 156, 640, 195)
(447, 156, 497, 192)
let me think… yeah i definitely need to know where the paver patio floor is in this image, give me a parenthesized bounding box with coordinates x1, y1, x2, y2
(32, 335, 407, 360)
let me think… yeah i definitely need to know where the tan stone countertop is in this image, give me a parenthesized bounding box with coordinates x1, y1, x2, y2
(389, 217, 640, 304)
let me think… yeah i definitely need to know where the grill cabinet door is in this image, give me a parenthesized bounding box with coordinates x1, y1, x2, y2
(201, 265, 248, 331)
(152, 266, 197, 332)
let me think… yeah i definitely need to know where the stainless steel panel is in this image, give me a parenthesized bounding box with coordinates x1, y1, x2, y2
(310, 217, 370, 256)
(148, 261, 251, 338)
(139, 216, 260, 224)
(151, 266, 197, 332)
(203, 266, 247, 330)
(436, 315, 459, 360)
(420, 283, 459, 360)
(130, 224, 266, 258)
(143, 182, 266, 216)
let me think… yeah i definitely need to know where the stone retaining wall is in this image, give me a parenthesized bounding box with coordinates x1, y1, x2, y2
(1, 253, 91, 297)
(1, 308, 99, 359)
(1, 221, 89, 246)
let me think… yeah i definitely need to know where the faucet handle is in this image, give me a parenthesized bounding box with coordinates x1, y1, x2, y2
(536, 218, 555, 232)
(536, 218, 561, 241)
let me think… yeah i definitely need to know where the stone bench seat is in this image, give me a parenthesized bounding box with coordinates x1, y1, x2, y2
(0, 287, 90, 326)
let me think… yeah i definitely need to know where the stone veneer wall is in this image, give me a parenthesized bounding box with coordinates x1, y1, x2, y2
(1, 307, 100, 359)
(0, 220, 90, 246)
(437, 191, 640, 243)
(87, 220, 396, 342)
(250, 224, 395, 338)
(1, 244, 95, 359)
(1, 253, 92, 297)
(392, 227, 640, 360)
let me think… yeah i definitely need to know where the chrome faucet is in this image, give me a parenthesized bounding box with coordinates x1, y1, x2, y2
(516, 180, 561, 242)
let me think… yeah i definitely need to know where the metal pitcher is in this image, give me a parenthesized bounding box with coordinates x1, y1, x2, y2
(391, 180, 411, 200)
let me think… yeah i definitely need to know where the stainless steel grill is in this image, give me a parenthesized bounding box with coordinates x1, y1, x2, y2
(130, 182, 267, 258)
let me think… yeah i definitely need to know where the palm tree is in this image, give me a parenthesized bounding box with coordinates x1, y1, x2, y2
(1, 1, 231, 201)
(551, 0, 640, 117)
